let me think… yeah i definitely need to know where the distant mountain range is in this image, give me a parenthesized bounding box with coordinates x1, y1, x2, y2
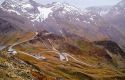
(0, 0, 125, 51)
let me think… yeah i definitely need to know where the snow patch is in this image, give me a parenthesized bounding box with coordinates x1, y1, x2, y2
(32, 7, 53, 22)
(52, 2, 78, 12)
(11, 5, 16, 8)
(83, 20, 90, 24)
(8, 9, 21, 15)
(22, 9, 27, 13)
(22, 4, 33, 8)
(76, 18, 80, 21)
(62, 11, 66, 14)
(63, 4, 78, 12)
(115, 7, 118, 10)
(89, 17, 94, 21)
(100, 10, 109, 16)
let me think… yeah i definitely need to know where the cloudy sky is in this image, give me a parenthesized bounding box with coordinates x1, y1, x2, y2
(0, 0, 5, 5)
(35, 0, 121, 9)
(0, 0, 121, 9)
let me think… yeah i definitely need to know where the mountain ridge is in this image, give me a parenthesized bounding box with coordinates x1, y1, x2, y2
(0, 0, 125, 80)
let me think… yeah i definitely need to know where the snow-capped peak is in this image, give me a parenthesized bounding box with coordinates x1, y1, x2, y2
(1, 0, 34, 12)
(1, 0, 83, 23)
(50, 2, 79, 12)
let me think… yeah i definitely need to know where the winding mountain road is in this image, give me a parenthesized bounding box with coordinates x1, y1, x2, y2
(47, 39, 95, 67)
(6, 32, 124, 75)
(8, 32, 38, 50)
(0, 46, 6, 51)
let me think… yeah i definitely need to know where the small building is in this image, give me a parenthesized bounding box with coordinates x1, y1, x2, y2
(8, 47, 14, 52)
(8, 47, 17, 55)
(12, 51, 17, 55)
(40, 56, 47, 61)
(59, 53, 68, 61)
(32, 54, 47, 61)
